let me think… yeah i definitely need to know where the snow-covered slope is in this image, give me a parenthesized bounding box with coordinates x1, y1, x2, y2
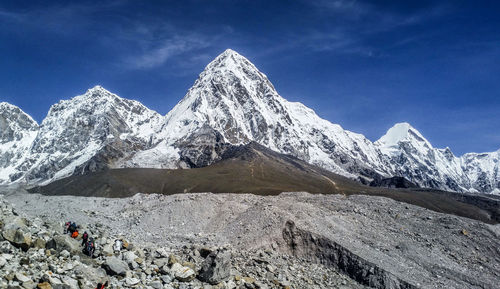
(4, 86, 163, 184)
(461, 150, 499, 194)
(0, 49, 498, 194)
(131, 49, 391, 178)
(0, 102, 39, 184)
(375, 123, 499, 194)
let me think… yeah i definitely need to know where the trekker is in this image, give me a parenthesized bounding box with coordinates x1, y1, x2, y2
(64, 221, 71, 234)
(82, 231, 89, 246)
(71, 229, 79, 239)
(113, 239, 123, 252)
(83, 237, 95, 257)
(69, 222, 77, 234)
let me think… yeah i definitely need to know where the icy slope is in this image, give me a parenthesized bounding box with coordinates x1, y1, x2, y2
(375, 123, 499, 194)
(0, 102, 39, 184)
(10, 86, 163, 184)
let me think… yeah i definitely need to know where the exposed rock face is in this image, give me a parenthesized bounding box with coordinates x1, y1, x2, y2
(282, 220, 417, 289)
(175, 125, 231, 168)
(370, 176, 418, 189)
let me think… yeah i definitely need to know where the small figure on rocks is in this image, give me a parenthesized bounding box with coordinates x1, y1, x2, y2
(82, 231, 89, 246)
(68, 222, 77, 234)
(84, 237, 95, 257)
(64, 221, 71, 234)
(71, 229, 79, 239)
(113, 239, 123, 252)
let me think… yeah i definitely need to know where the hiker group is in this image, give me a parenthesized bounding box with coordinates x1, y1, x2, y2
(64, 221, 95, 257)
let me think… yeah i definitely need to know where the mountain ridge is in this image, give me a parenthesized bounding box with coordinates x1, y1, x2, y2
(0, 49, 498, 194)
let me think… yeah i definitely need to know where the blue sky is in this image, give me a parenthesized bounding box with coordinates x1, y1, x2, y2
(0, 0, 499, 155)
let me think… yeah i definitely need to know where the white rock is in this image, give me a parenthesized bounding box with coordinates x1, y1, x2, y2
(15, 272, 31, 283)
(125, 277, 140, 286)
(171, 263, 195, 282)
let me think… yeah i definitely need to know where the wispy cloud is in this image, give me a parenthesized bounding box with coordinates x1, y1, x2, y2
(0, 2, 230, 71)
(287, 0, 450, 56)
(125, 35, 212, 69)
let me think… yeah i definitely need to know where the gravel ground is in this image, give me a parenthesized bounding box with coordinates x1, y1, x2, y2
(2, 187, 499, 288)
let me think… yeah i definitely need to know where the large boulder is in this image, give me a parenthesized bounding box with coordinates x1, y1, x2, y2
(102, 256, 128, 276)
(198, 250, 231, 284)
(72, 263, 107, 288)
(46, 235, 80, 254)
(122, 251, 139, 269)
(2, 225, 32, 251)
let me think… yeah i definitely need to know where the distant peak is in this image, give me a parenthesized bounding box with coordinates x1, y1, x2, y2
(86, 85, 110, 94)
(376, 122, 429, 148)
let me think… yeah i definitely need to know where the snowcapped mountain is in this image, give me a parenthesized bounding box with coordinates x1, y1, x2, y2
(0, 49, 498, 194)
(1, 87, 163, 185)
(375, 122, 499, 194)
(130, 49, 391, 179)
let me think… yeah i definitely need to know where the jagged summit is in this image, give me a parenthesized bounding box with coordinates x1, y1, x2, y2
(0, 101, 18, 109)
(0, 102, 38, 126)
(0, 102, 38, 139)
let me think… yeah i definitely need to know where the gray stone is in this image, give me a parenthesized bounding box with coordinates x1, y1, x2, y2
(148, 280, 162, 289)
(46, 235, 80, 254)
(102, 243, 113, 256)
(122, 251, 139, 269)
(102, 256, 129, 276)
(59, 250, 70, 258)
(2, 226, 32, 251)
(198, 250, 231, 284)
(160, 274, 173, 284)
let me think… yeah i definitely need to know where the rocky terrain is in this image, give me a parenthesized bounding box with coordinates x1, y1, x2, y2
(1, 49, 499, 194)
(1, 187, 499, 288)
(0, 191, 363, 289)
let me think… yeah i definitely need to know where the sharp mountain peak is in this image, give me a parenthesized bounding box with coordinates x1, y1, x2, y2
(376, 122, 430, 148)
